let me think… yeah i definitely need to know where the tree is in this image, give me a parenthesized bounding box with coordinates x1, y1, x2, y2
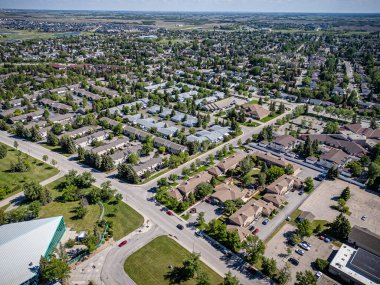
(75, 172, 96, 188)
(182, 252, 201, 280)
(195, 183, 213, 200)
(196, 212, 206, 228)
(346, 161, 363, 177)
(0, 144, 7, 159)
(127, 152, 140, 165)
(284, 163, 294, 175)
(262, 257, 277, 278)
(196, 271, 211, 285)
(101, 154, 114, 171)
(224, 200, 238, 216)
(315, 258, 329, 271)
(266, 166, 285, 183)
(115, 193, 123, 204)
(277, 264, 291, 285)
(328, 213, 351, 240)
(291, 233, 302, 245)
(295, 270, 316, 285)
(13, 141, 19, 149)
(51, 159, 57, 166)
(327, 165, 339, 180)
(47, 131, 59, 146)
(42, 155, 48, 162)
(23, 181, 52, 205)
(222, 272, 241, 285)
(39, 256, 71, 283)
(117, 163, 140, 184)
(304, 177, 314, 192)
(243, 235, 265, 264)
(323, 122, 339, 134)
(340, 187, 351, 201)
(297, 219, 313, 237)
(75, 204, 87, 219)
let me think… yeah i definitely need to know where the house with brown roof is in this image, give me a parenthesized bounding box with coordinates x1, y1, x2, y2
(348, 226, 380, 257)
(262, 194, 286, 208)
(229, 200, 264, 227)
(254, 199, 277, 217)
(216, 152, 247, 173)
(227, 225, 252, 242)
(342, 124, 380, 140)
(266, 175, 303, 195)
(269, 135, 299, 152)
(210, 183, 248, 204)
(208, 166, 223, 177)
(318, 148, 351, 169)
(239, 103, 271, 120)
(168, 188, 184, 201)
(176, 171, 213, 198)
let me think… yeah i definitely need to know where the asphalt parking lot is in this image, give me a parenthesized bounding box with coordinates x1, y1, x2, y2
(187, 201, 223, 224)
(265, 223, 337, 284)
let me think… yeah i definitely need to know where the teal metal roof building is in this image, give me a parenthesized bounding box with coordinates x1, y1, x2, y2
(0, 216, 66, 285)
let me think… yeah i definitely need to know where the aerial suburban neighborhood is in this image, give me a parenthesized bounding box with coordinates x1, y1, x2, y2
(0, 2, 380, 285)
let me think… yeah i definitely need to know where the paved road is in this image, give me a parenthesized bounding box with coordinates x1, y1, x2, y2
(0, 108, 295, 285)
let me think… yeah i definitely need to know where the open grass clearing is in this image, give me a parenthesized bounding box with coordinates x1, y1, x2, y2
(0, 143, 59, 200)
(124, 235, 223, 285)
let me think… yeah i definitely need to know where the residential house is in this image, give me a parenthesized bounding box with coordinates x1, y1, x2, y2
(262, 194, 286, 208)
(9, 109, 44, 123)
(74, 130, 109, 148)
(297, 211, 315, 222)
(132, 157, 163, 177)
(153, 137, 187, 154)
(59, 126, 96, 139)
(269, 135, 299, 152)
(318, 148, 351, 169)
(239, 103, 271, 120)
(176, 172, 213, 198)
(216, 152, 247, 173)
(91, 137, 129, 156)
(210, 183, 248, 204)
(229, 200, 264, 227)
(266, 175, 303, 195)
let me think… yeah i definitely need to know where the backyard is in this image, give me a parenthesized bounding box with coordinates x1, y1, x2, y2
(124, 235, 223, 285)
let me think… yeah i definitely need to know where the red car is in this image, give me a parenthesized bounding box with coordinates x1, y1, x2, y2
(118, 240, 127, 247)
(166, 210, 174, 216)
(253, 228, 260, 234)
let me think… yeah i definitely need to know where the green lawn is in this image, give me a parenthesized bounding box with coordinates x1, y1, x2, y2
(125, 236, 223, 285)
(0, 143, 59, 200)
(41, 143, 72, 157)
(103, 200, 144, 240)
(39, 178, 143, 237)
(260, 113, 281, 123)
(247, 99, 259, 104)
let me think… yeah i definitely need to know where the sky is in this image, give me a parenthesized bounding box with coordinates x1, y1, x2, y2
(0, 0, 380, 13)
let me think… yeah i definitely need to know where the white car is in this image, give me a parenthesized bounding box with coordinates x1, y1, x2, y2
(295, 248, 305, 256)
(299, 242, 310, 251)
(315, 271, 322, 280)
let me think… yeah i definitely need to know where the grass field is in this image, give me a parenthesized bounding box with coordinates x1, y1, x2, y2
(39, 178, 143, 237)
(260, 113, 281, 123)
(41, 143, 73, 157)
(125, 236, 223, 285)
(0, 30, 55, 42)
(0, 143, 59, 200)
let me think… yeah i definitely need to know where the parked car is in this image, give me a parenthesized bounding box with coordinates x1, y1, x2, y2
(288, 257, 299, 266)
(248, 225, 255, 231)
(299, 242, 311, 251)
(118, 240, 127, 247)
(298, 191, 304, 195)
(295, 249, 305, 256)
(262, 218, 270, 225)
(286, 216, 292, 221)
(176, 224, 184, 230)
(253, 228, 260, 234)
(166, 210, 174, 216)
(324, 237, 331, 243)
(303, 241, 312, 248)
(195, 230, 203, 237)
(315, 271, 323, 280)
(361, 215, 367, 221)
(315, 173, 326, 181)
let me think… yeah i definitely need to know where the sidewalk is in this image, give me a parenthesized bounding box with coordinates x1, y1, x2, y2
(0, 171, 64, 212)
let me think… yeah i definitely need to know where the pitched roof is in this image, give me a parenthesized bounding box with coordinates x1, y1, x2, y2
(348, 226, 380, 256)
(211, 183, 247, 203)
(177, 172, 213, 196)
(229, 200, 263, 227)
(216, 152, 247, 172)
(0, 216, 65, 285)
(320, 148, 349, 164)
(272, 135, 297, 147)
(241, 103, 270, 119)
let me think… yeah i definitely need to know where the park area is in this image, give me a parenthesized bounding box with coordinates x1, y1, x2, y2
(0, 142, 58, 200)
(124, 236, 223, 285)
(40, 177, 143, 240)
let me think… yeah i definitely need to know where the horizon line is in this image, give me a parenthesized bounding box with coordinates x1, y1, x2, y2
(1, 8, 380, 15)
